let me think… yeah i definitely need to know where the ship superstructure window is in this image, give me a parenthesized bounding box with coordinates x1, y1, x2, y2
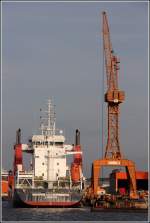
(42, 162, 44, 165)
(55, 142, 63, 146)
(35, 156, 39, 158)
(57, 163, 59, 166)
(41, 142, 55, 145)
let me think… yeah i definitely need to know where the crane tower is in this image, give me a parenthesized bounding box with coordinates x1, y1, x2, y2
(91, 12, 138, 199)
(103, 11, 125, 159)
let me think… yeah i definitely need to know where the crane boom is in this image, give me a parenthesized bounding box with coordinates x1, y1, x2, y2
(102, 11, 113, 89)
(103, 11, 120, 91)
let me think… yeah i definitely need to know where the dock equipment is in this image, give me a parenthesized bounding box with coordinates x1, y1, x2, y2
(71, 129, 83, 183)
(91, 12, 137, 199)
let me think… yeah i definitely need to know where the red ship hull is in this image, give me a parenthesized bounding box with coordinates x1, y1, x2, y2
(14, 200, 81, 208)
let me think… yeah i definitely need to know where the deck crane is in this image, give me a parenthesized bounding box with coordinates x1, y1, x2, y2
(91, 12, 138, 199)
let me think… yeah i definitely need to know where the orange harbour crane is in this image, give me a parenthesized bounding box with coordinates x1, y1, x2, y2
(91, 12, 138, 199)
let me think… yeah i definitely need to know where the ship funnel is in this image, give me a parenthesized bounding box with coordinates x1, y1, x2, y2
(16, 128, 21, 145)
(75, 129, 80, 146)
(14, 128, 23, 175)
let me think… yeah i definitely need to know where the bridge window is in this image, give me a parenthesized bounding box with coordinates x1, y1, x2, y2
(35, 156, 39, 158)
(55, 142, 63, 146)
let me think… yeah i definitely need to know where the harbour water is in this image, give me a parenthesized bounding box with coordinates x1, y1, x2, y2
(2, 201, 148, 221)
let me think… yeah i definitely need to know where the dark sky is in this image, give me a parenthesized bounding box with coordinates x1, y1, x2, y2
(2, 2, 148, 177)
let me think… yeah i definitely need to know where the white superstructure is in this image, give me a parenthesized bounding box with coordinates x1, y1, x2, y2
(26, 99, 77, 184)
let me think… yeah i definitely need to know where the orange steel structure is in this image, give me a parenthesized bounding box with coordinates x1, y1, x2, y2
(2, 181, 8, 194)
(112, 171, 148, 180)
(91, 12, 137, 198)
(71, 129, 82, 182)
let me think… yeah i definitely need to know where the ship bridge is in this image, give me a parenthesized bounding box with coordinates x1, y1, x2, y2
(31, 134, 65, 147)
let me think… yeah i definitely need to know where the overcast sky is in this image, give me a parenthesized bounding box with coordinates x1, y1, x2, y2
(2, 2, 148, 177)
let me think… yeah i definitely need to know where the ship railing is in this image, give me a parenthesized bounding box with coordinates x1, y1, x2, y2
(20, 188, 82, 193)
(15, 182, 84, 192)
(15, 170, 34, 188)
(22, 187, 82, 193)
(15, 179, 32, 189)
(24, 191, 82, 202)
(19, 170, 33, 174)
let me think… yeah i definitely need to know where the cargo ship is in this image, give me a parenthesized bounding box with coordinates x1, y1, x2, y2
(10, 99, 85, 207)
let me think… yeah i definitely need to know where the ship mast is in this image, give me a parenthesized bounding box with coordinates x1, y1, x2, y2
(40, 99, 56, 136)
